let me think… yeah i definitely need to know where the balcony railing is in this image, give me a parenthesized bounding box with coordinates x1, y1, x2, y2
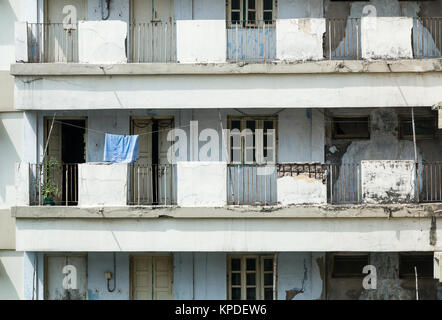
(129, 22, 177, 63)
(325, 18, 361, 60)
(27, 22, 79, 63)
(227, 164, 277, 205)
(22, 18, 442, 64)
(226, 20, 276, 63)
(128, 164, 177, 205)
(327, 163, 361, 204)
(413, 17, 442, 58)
(22, 161, 442, 207)
(30, 163, 79, 206)
(420, 162, 442, 203)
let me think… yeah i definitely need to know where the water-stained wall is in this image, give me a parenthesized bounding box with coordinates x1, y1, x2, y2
(326, 252, 439, 300)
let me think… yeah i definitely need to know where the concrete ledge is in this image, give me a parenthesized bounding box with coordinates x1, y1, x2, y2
(9, 59, 442, 76)
(11, 203, 442, 219)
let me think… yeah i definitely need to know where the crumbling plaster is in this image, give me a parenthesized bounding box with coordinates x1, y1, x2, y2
(325, 107, 442, 202)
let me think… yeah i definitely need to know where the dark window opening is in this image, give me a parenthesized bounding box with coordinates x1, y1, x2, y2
(332, 116, 370, 139)
(399, 115, 436, 140)
(399, 253, 433, 279)
(332, 254, 369, 278)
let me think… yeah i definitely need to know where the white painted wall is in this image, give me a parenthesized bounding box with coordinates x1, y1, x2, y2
(278, 175, 326, 205)
(0, 112, 24, 208)
(177, 20, 226, 63)
(0, 0, 23, 70)
(0, 251, 24, 300)
(78, 163, 128, 207)
(15, 73, 442, 110)
(78, 20, 128, 64)
(177, 162, 227, 207)
(15, 217, 441, 252)
(361, 17, 413, 60)
(276, 19, 325, 61)
(362, 160, 416, 204)
(15, 162, 29, 206)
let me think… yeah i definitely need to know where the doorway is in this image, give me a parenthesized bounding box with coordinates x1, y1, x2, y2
(130, 254, 173, 300)
(130, 117, 174, 205)
(44, 0, 87, 62)
(129, 0, 175, 62)
(44, 118, 86, 205)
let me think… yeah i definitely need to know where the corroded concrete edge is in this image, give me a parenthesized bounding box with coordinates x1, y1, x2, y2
(10, 59, 442, 76)
(11, 203, 442, 219)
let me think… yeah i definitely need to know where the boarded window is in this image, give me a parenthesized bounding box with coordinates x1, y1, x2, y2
(332, 254, 369, 278)
(399, 253, 433, 279)
(399, 115, 436, 140)
(332, 116, 370, 139)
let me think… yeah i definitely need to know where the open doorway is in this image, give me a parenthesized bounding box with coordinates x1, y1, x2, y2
(44, 117, 86, 205)
(130, 117, 175, 205)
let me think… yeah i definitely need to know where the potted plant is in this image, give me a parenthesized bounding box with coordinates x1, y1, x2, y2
(41, 157, 60, 206)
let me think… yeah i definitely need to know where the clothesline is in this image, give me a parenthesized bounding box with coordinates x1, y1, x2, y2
(53, 119, 192, 136)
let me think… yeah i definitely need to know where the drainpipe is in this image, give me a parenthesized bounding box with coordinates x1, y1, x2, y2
(411, 107, 420, 203)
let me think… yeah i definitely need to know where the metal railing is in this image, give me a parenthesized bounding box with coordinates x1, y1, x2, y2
(227, 164, 277, 205)
(325, 18, 361, 60)
(129, 22, 176, 63)
(30, 163, 79, 206)
(413, 17, 442, 58)
(27, 23, 79, 63)
(420, 162, 442, 202)
(128, 164, 177, 205)
(326, 163, 361, 204)
(226, 20, 276, 62)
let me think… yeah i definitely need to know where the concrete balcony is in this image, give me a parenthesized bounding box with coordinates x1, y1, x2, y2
(11, 160, 442, 253)
(15, 17, 442, 65)
(14, 160, 442, 208)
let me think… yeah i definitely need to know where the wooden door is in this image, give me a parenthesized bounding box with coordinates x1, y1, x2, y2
(45, 0, 86, 61)
(131, 119, 153, 204)
(157, 119, 174, 204)
(130, 0, 174, 62)
(131, 255, 173, 300)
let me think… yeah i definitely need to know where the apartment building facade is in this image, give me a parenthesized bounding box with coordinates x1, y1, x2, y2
(0, 0, 25, 300)
(4, 0, 442, 299)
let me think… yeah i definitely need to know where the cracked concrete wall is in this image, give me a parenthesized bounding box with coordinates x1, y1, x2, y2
(78, 163, 129, 207)
(361, 17, 413, 59)
(362, 160, 416, 204)
(326, 252, 439, 300)
(278, 252, 325, 300)
(177, 161, 227, 207)
(276, 18, 325, 61)
(78, 20, 128, 64)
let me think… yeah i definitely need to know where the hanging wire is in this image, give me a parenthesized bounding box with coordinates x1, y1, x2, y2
(52, 119, 192, 136)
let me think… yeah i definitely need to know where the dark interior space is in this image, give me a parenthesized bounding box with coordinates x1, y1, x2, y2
(61, 119, 86, 205)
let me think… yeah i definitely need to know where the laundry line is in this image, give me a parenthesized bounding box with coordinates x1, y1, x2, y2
(52, 119, 192, 137)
